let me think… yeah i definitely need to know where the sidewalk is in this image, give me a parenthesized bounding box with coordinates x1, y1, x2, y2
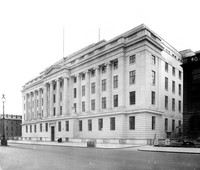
(7, 140, 200, 154)
(7, 140, 140, 149)
(137, 145, 200, 154)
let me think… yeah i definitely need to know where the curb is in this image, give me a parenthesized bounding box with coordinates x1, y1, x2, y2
(138, 149, 200, 154)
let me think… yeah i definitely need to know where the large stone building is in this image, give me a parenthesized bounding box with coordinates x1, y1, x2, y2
(0, 114, 22, 139)
(181, 49, 200, 138)
(22, 24, 183, 144)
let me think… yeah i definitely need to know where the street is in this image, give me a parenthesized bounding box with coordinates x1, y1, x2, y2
(0, 144, 200, 170)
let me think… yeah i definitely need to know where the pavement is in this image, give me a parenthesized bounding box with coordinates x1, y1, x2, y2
(6, 140, 200, 154)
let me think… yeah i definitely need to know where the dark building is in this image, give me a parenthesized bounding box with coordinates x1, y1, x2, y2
(181, 49, 200, 138)
(0, 114, 22, 139)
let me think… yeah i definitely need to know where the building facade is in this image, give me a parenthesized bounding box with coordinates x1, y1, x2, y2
(0, 114, 22, 139)
(22, 24, 183, 144)
(181, 50, 200, 138)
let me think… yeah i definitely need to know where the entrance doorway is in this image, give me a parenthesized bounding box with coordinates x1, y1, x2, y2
(51, 126, 55, 141)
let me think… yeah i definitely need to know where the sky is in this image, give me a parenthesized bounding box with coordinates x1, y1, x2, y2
(0, 0, 199, 115)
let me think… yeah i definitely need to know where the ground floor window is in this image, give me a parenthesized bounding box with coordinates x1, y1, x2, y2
(88, 119, 92, 131)
(152, 116, 155, 130)
(79, 120, 82, 131)
(129, 116, 135, 130)
(58, 122, 61, 132)
(110, 117, 115, 130)
(98, 118, 103, 131)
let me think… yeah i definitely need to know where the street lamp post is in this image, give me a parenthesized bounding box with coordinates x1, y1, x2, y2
(1, 94, 7, 146)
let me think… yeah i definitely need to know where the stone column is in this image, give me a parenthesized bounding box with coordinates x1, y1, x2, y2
(38, 88, 42, 119)
(68, 77, 72, 114)
(85, 70, 90, 112)
(43, 83, 48, 118)
(34, 90, 37, 119)
(96, 67, 100, 111)
(56, 79, 60, 116)
(107, 62, 112, 109)
(25, 93, 29, 121)
(49, 81, 54, 117)
(77, 74, 81, 114)
(119, 55, 126, 107)
(63, 76, 69, 116)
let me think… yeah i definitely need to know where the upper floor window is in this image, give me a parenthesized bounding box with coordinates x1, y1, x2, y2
(82, 85, 85, 96)
(113, 95, 118, 107)
(113, 76, 118, 88)
(113, 60, 118, 70)
(82, 101, 85, 112)
(172, 98, 175, 111)
(151, 91, 155, 105)
(179, 71, 182, 80)
(152, 55, 156, 65)
(129, 55, 136, 64)
(165, 96, 168, 110)
(165, 77, 168, 90)
(102, 79, 106, 91)
(102, 97, 106, 109)
(74, 88, 77, 98)
(130, 91, 136, 105)
(152, 70, 155, 85)
(91, 82, 95, 94)
(165, 62, 168, 72)
(172, 67, 175, 76)
(179, 100, 181, 113)
(82, 73, 85, 80)
(129, 70, 136, 85)
(91, 99, 95, 110)
(172, 81, 175, 93)
(91, 70, 95, 77)
(74, 77, 77, 83)
(179, 84, 181, 96)
(102, 65, 106, 74)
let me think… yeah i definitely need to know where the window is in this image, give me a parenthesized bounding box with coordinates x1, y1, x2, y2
(34, 124, 36, 133)
(172, 67, 175, 76)
(165, 96, 168, 110)
(152, 71, 155, 85)
(98, 118, 103, 131)
(102, 65, 106, 74)
(53, 83, 56, 90)
(152, 116, 156, 130)
(53, 107, 56, 116)
(179, 100, 181, 113)
(102, 79, 106, 91)
(82, 101, 85, 112)
(130, 91, 136, 105)
(60, 106, 62, 115)
(79, 120, 82, 131)
(42, 98, 43, 106)
(88, 119, 92, 131)
(151, 91, 155, 105)
(165, 77, 168, 90)
(129, 55, 136, 64)
(82, 73, 85, 80)
(165, 62, 168, 72)
(53, 94, 56, 103)
(172, 81, 175, 93)
(113, 95, 118, 107)
(45, 123, 48, 132)
(102, 97, 106, 109)
(40, 123, 42, 132)
(82, 85, 85, 96)
(60, 92, 62, 101)
(110, 117, 115, 130)
(113, 76, 118, 88)
(66, 121, 69, 131)
(91, 99, 95, 110)
(152, 55, 156, 64)
(172, 98, 175, 111)
(179, 84, 181, 96)
(172, 119, 175, 132)
(26, 125, 28, 133)
(74, 88, 77, 98)
(129, 70, 136, 85)
(113, 60, 118, 70)
(58, 122, 61, 132)
(30, 125, 32, 133)
(74, 77, 77, 83)
(165, 118, 168, 131)
(91, 82, 95, 94)
(129, 116, 135, 130)
(91, 70, 95, 77)
(179, 71, 181, 80)
(73, 103, 77, 113)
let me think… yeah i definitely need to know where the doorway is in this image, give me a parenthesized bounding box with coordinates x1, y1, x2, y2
(51, 126, 55, 141)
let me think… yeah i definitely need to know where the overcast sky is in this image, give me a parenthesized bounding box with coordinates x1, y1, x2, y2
(0, 0, 199, 115)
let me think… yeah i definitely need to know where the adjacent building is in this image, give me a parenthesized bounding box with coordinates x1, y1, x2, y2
(181, 49, 200, 138)
(0, 114, 22, 139)
(22, 24, 183, 144)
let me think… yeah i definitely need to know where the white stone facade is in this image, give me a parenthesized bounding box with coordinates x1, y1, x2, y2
(22, 24, 183, 144)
